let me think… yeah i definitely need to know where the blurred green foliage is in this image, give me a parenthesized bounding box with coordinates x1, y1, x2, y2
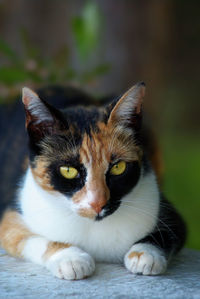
(72, 0, 101, 61)
(162, 135, 200, 250)
(0, 0, 110, 103)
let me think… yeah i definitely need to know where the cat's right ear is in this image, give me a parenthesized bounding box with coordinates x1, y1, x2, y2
(107, 82, 145, 129)
(22, 87, 62, 145)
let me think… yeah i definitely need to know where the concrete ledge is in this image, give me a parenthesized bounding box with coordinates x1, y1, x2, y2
(0, 248, 200, 298)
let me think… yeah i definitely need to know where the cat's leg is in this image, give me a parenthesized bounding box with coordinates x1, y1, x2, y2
(0, 210, 95, 280)
(124, 197, 186, 276)
(43, 243, 95, 280)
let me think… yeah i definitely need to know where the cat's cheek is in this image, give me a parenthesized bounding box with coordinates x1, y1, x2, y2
(78, 208, 96, 219)
(45, 247, 95, 280)
(124, 243, 167, 276)
(69, 200, 97, 219)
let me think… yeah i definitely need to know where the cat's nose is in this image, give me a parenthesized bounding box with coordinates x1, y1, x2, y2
(89, 193, 108, 214)
(87, 186, 110, 214)
(90, 202, 104, 214)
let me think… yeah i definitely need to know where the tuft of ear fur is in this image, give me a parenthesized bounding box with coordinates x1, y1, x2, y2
(22, 87, 54, 127)
(22, 87, 63, 147)
(108, 82, 145, 127)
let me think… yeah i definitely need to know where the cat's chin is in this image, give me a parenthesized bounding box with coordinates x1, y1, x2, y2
(76, 207, 107, 221)
(95, 213, 105, 221)
(75, 204, 120, 221)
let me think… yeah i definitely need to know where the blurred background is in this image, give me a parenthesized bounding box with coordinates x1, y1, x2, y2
(0, 0, 199, 249)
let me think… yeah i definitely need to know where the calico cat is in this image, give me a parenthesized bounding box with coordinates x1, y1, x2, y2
(0, 82, 186, 280)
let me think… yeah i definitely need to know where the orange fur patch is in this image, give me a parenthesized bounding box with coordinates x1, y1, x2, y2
(0, 210, 34, 257)
(78, 134, 109, 179)
(43, 241, 71, 261)
(72, 185, 87, 204)
(99, 122, 141, 162)
(74, 122, 141, 217)
(78, 208, 96, 219)
(31, 158, 54, 192)
(128, 251, 144, 259)
(74, 132, 110, 215)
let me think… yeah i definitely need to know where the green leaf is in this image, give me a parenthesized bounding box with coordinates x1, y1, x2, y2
(0, 67, 28, 84)
(53, 46, 69, 68)
(91, 63, 111, 76)
(81, 62, 111, 82)
(0, 96, 4, 104)
(20, 28, 40, 59)
(72, 1, 102, 61)
(0, 39, 18, 61)
(65, 68, 76, 80)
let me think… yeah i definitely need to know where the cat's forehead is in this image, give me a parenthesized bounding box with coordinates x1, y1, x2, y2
(62, 106, 106, 135)
(79, 122, 140, 167)
(79, 130, 110, 168)
(40, 118, 140, 167)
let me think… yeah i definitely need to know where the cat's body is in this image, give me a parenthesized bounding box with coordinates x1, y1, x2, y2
(0, 83, 186, 279)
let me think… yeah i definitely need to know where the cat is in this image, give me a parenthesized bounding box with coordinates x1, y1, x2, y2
(0, 82, 186, 280)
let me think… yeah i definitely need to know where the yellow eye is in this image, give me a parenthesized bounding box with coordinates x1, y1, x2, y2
(110, 161, 126, 176)
(60, 166, 78, 179)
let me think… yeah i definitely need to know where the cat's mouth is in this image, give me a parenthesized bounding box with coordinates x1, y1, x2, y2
(95, 210, 107, 221)
(76, 200, 121, 221)
(76, 206, 107, 221)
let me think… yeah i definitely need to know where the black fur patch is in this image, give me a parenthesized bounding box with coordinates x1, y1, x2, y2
(96, 161, 141, 220)
(142, 154, 152, 176)
(136, 195, 187, 257)
(62, 106, 101, 136)
(48, 161, 87, 197)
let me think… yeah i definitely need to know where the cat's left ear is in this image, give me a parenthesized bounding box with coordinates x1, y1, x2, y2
(22, 87, 63, 144)
(107, 82, 145, 128)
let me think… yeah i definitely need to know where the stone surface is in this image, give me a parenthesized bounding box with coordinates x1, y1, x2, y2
(0, 248, 200, 299)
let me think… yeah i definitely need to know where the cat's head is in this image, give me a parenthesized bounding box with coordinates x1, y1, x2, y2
(22, 83, 145, 220)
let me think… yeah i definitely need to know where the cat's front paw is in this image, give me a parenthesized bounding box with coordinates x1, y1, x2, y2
(124, 243, 167, 276)
(45, 246, 95, 280)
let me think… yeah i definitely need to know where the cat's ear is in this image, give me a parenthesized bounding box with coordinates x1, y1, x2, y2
(22, 87, 63, 144)
(107, 82, 145, 128)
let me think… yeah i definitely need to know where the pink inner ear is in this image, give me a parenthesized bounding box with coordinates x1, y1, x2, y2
(22, 95, 29, 106)
(22, 87, 55, 127)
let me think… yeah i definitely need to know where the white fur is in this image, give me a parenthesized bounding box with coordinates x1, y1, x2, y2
(73, 190, 94, 211)
(124, 243, 167, 275)
(45, 246, 95, 280)
(22, 236, 48, 265)
(22, 235, 94, 280)
(19, 167, 160, 263)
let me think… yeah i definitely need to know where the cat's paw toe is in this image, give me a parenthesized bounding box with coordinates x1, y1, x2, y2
(46, 247, 95, 280)
(124, 243, 167, 276)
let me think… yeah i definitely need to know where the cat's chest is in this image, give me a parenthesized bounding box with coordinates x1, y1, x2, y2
(20, 169, 159, 263)
(23, 204, 153, 263)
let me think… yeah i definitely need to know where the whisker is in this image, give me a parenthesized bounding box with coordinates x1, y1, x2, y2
(120, 203, 177, 240)
(122, 199, 175, 212)
(117, 208, 163, 247)
(119, 208, 165, 247)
